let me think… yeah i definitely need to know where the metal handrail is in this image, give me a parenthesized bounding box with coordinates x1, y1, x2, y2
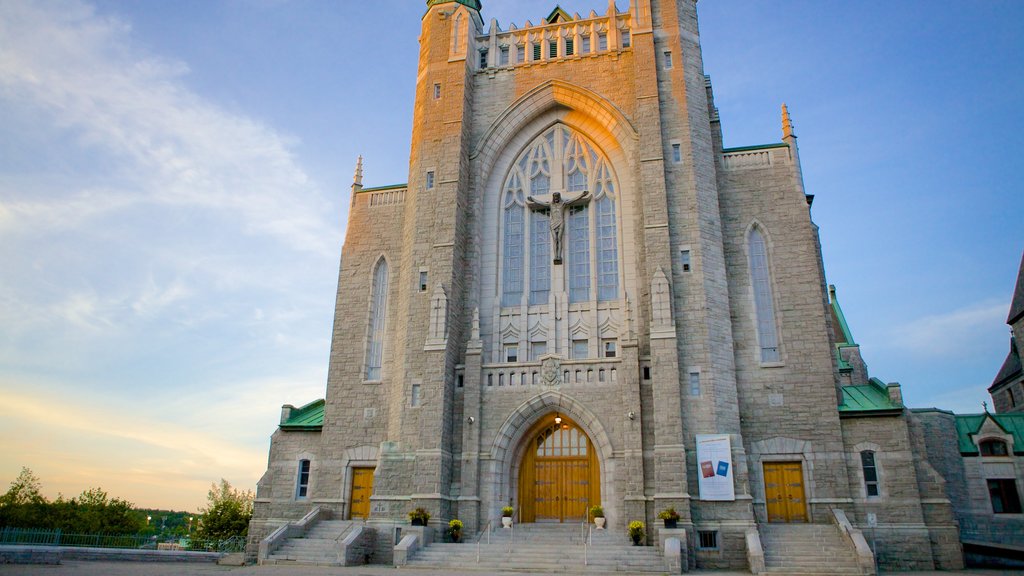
(581, 518, 588, 566)
(476, 520, 492, 563)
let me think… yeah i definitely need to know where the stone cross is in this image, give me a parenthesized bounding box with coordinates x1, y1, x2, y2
(526, 190, 589, 264)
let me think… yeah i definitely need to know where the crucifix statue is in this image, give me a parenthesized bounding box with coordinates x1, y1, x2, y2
(526, 190, 590, 264)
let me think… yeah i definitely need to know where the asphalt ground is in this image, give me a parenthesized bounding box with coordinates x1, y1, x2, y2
(0, 562, 1019, 576)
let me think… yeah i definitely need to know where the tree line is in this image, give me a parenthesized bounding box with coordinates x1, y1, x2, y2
(0, 467, 253, 540)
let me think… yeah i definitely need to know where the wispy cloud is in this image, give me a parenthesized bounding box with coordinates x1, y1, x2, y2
(877, 299, 1008, 358)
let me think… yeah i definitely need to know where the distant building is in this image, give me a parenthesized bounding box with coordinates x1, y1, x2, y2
(991, 252, 1024, 414)
(244, 1, 1021, 571)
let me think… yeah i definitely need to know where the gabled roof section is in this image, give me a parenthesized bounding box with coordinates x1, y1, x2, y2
(1008, 251, 1024, 324)
(280, 399, 324, 430)
(990, 335, 1022, 391)
(426, 0, 482, 12)
(545, 5, 573, 24)
(839, 378, 902, 415)
(954, 412, 1024, 455)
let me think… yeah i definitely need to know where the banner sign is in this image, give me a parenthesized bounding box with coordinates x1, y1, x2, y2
(696, 434, 735, 501)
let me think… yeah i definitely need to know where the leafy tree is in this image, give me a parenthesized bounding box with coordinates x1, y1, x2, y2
(194, 479, 253, 541)
(1, 468, 45, 506)
(0, 469, 141, 534)
(0, 467, 48, 528)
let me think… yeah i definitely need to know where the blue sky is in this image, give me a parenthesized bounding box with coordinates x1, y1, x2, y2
(0, 0, 1021, 511)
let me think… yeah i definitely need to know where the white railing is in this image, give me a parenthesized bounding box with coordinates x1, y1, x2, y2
(367, 188, 406, 207)
(478, 10, 631, 70)
(476, 520, 492, 563)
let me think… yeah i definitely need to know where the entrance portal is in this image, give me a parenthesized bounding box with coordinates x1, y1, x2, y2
(350, 467, 374, 520)
(518, 415, 600, 523)
(764, 461, 807, 522)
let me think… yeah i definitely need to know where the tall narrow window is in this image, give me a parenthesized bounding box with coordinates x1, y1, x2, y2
(689, 372, 701, 397)
(453, 13, 462, 53)
(581, 35, 591, 55)
(621, 30, 631, 48)
(426, 170, 435, 189)
(433, 83, 441, 99)
(565, 38, 574, 56)
(595, 163, 618, 301)
(530, 211, 550, 304)
(860, 451, 879, 497)
(548, 40, 558, 59)
(672, 142, 682, 163)
(296, 460, 311, 499)
(533, 43, 542, 61)
(502, 184, 525, 306)
(569, 205, 590, 302)
(411, 384, 421, 407)
(500, 46, 509, 65)
(680, 249, 691, 272)
(598, 33, 607, 51)
(479, 49, 488, 69)
(663, 50, 673, 69)
(517, 44, 525, 63)
(365, 259, 388, 380)
(748, 228, 780, 362)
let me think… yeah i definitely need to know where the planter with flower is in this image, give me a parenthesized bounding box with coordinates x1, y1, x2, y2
(628, 520, 645, 546)
(657, 507, 680, 529)
(501, 506, 514, 528)
(590, 505, 606, 530)
(447, 519, 463, 543)
(408, 507, 430, 527)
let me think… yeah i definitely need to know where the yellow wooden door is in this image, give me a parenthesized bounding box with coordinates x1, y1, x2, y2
(520, 417, 599, 523)
(350, 467, 374, 520)
(764, 462, 807, 523)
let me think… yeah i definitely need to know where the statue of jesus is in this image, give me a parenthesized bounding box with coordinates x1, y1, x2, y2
(526, 190, 589, 265)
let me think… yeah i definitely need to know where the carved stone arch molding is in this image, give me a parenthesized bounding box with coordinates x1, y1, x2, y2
(340, 445, 380, 507)
(483, 391, 616, 522)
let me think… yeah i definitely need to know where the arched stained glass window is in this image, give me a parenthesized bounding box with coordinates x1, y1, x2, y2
(748, 227, 779, 362)
(365, 258, 389, 380)
(500, 125, 619, 307)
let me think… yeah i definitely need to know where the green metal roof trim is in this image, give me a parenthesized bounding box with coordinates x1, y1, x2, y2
(281, 399, 325, 430)
(546, 6, 573, 24)
(721, 143, 789, 153)
(358, 183, 408, 193)
(953, 412, 1024, 455)
(839, 378, 902, 414)
(426, 0, 482, 11)
(829, 285, 856, 345)
(834, 348, 852, 372)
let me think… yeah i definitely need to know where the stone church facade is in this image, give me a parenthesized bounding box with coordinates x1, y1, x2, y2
(247, 1, 970, 570)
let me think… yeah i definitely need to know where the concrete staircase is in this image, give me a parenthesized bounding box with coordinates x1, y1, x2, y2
(262, 520, 356, 566)
(759, 523, 868, 575)
(407, 522, 668, 573)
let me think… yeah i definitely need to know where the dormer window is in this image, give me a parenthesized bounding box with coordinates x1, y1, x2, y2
(980, 439, 1009, 457)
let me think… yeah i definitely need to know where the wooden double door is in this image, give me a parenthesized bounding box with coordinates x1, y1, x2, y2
(350, 467, 374, 520)
(764, 461, 807, 523)
(518, 416, 600, 523)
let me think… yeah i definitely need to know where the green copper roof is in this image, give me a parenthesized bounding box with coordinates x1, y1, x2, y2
(281, 399, 324, 430)
(721, 143, 789, 153)
(839, 378, 902, 414)
(953, 412, 1024, 455)
(426, 0, 481, 11)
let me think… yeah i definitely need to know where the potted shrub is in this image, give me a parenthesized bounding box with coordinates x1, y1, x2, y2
(658, 507, 680, 529)
(448, 519, 463, 543)
(590, 505, 606, 530)
(501, 505, 514, 528)
(408, 507, 430, 527)
(628, 520, 645, 546)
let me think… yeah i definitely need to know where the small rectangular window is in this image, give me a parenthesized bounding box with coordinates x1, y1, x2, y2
(988, 478, 1023, 514)
(861, 451, 879, 497)
(602, 340, 616, 358)
(533, 43, 541, 61)
(621, 30, 631, 48)
(457, 374, 464, 388)
(505, 344, 518, 363)
(643, 366, 651, 380)
(598, 33, 607, 51)
(672, 142, 682, 164)
(433, 83, 441, 100)
(681, 249, 691, 272)
(426, 171, 435, 189)
(479, 49, 488, 68)
(689, 372, 700, 396)
(500, 46, 509, 65)
(419, 271, 428, 292)
(663, 50, 673, 69)
(411, 384, 421, 407)
(530, 341, 547, 360)
(572, 339, 588, 360)
(565, 38, 574, 56)
(697, 530, 719, 550)
(296, 460, 311, 499)
(581, 36, 590, 55)
(548, 41, 557, 59)
(517, 44, 525, 63)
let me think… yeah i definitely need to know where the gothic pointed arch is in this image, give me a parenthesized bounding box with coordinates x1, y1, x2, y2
(745, 221, 782, 363)
(364, 256, 389, 381)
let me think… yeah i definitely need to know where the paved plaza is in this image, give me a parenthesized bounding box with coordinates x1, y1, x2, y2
(0, 562, 1019, 576)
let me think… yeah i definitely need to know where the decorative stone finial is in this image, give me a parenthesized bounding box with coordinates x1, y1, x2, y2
(782, 103, 795, 139)
(983, 401, 989, 413)
(353, 155, 363, 187)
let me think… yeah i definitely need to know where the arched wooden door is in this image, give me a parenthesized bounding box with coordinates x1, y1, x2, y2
(518, 415, 600, 523)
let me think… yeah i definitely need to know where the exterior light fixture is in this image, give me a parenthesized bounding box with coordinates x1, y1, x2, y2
(554, 413, 562, 425)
